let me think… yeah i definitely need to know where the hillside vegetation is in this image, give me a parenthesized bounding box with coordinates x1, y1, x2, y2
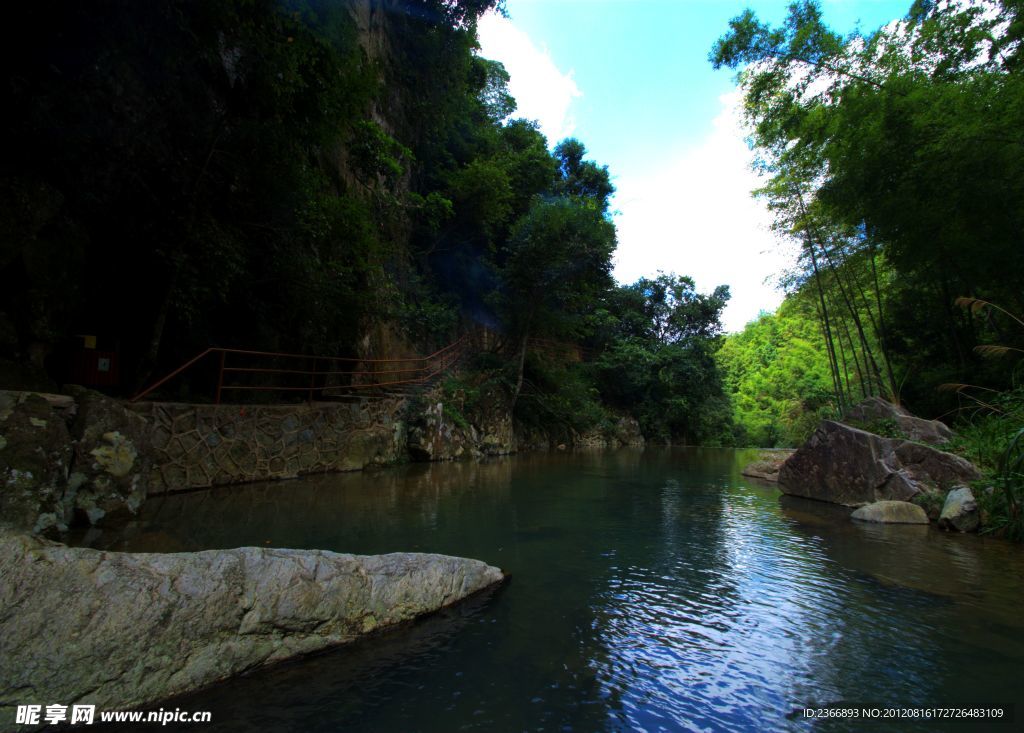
(713, 0, 1024, 445)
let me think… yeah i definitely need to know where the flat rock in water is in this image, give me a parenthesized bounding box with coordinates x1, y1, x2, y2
(0, 527, 504, 729)
(741, 452, 793, 482)
(741, 465, 779, 481)
(851, 500, 930, 524)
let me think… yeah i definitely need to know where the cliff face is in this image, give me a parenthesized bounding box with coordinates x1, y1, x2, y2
(1, 0, 474, 393)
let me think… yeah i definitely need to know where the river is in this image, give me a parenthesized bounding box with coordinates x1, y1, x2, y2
(74, 448, 1024, 731)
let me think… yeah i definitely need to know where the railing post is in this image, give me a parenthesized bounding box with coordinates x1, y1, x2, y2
(308, 356, 317, 403)
(215, 350, 225, 405)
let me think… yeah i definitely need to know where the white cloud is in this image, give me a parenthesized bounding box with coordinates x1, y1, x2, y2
(477, 12, 581, 144)
(476, 15, 790, 333)
(612, 90, 796, 332)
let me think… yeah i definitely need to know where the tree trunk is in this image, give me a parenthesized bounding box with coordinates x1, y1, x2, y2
(511, 330, 529, 410)
(134, 269, 177, 392)
(797, 196, 885, 399)
(803, 224, 845, 410)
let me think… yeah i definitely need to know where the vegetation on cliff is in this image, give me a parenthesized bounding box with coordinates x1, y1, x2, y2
(0, 0, 734, 445)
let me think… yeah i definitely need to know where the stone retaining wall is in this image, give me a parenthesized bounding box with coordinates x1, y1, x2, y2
(130, 399, 407, 494)
(2, 386, 645, 533)
(2, 390, 410, 533)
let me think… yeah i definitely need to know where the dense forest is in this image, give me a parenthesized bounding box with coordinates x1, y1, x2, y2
(0, 0, 734, 444)
(2, 0, 1022, 465)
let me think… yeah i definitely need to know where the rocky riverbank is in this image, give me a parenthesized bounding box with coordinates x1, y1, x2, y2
(1, 386, 644, 536)
(0, 384, 526, 731)
(0, 525, 504, 731)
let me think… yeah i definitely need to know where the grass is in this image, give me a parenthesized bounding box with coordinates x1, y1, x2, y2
(985, 427, 1024, 540)
(945, 388, 1024, 539)
(911, 490, 945, 521)
(941, 298, 1024, 539)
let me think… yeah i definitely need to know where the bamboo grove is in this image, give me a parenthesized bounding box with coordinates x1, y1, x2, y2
(713, 0, 1024, 445)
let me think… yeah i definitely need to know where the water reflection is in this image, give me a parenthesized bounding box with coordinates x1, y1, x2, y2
(69, 458, 515, 554)
(777, 493, 1024, 725)
(67, 448, 1024, 732)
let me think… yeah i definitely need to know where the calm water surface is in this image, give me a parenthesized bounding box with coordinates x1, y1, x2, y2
(75, 448, 1024, 732)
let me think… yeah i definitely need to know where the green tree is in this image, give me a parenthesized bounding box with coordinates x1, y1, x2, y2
(717, 297, 834, 446)
(592, 274, 733, 444)
(502, 197, 616, 405)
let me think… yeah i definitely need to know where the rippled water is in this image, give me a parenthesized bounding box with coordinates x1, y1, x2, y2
(75, 448, 1024, 731)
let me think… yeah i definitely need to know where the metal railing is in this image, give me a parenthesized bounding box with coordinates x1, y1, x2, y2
(131, 337, 466, 404)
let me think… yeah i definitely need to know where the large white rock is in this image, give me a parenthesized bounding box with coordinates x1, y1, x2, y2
(0, 528, 504, 728)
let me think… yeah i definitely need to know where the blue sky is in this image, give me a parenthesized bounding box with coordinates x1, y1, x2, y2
(478, 0, 911, 330)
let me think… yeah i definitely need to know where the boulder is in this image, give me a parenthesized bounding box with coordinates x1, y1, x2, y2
(741, 451, 794, 482)
(779, 420, 979, 507)
(851, 500, 930, 524)
(0, 526, 504, 729)
(1, 388, 160, 533)
(407, 399, 477, 461)
(575, 416, 646, 449)
(613, 416, 645, 447)
(0, 391, 74, 534)
(844, 396, 954, 445)
(938, 486, 980, 532)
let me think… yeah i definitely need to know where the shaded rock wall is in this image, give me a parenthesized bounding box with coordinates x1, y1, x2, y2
(66, 385, 152, 525)
(406, 383, 516, 461)
(0, 391, 74, 534)
(1, 389, 154, 533)
(575, 416, 645, 449)
(0, 526, 504, 731)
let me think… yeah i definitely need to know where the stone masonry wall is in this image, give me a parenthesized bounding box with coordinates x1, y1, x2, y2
(130, 398, 408, 494)
(2, 390, 412, 533)
(3, 385, 645, 534)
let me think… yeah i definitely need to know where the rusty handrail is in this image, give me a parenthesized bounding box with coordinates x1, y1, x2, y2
(131, 337, 467, 404)
(209, 339, 464, 364)
(131, 348, 216, 403)
(221, 365, 431, 377)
